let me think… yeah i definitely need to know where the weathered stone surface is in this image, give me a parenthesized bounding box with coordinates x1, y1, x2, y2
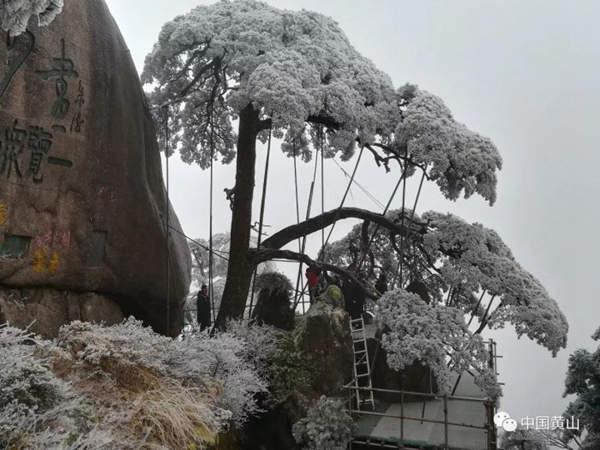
(0, 0, 191, 336)
(0, 286, 123, 337)
(293, 301, 353, 396)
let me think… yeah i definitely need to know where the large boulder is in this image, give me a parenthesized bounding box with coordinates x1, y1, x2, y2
(0, 286, 123, 337)
(0, 0, 190, 336)
(293, 301, 353, 396)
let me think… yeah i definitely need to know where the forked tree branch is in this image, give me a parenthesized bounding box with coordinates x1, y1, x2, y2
(262, 207, 427, 250)
(249, 248, 380, 299)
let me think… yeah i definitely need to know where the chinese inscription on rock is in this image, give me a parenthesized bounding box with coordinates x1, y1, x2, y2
(36, 38, 79, 119)
(0, 120, 72, 183)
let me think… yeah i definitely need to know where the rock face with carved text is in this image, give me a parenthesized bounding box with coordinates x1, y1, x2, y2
(0, 0, 191, 337)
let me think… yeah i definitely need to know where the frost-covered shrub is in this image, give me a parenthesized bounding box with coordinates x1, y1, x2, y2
(0, 0, 63, 36)
(225, 318, 283, 377)
(292, 396, 353, 450)
(377, 289, 501, 398)
(176, 326, 268, 428)
(61, 318, 270, 430)
(0, 325, 67, 409)
(1, 318, 274, 448)
(57, 317, 177, 374)
(55, 319, 229, 449)
(0, 324, 94, 450)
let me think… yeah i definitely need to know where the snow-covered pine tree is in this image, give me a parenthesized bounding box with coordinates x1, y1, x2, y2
(143, 0, 502, 327)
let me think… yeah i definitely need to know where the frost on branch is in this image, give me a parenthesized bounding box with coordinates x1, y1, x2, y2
(377, 289, 501, 398)
(422, 212, 568, 355)
(143, 1, 504, 207)
(142, 0, 397, 166)
(396, 90, 503, 205)
(0, 0, 63, 36)
(321, 208, 568, 357)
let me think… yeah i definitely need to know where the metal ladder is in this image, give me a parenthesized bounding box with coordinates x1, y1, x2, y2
(350, 316, 375, 410)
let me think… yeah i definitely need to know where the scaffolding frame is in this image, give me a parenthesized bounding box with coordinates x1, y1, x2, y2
(345, 383, 497, 450)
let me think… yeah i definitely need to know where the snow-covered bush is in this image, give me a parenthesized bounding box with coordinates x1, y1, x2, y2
(0, 324, 94, 449)
(377, 289, 501, 398)
(177, 324, 271, 427)
(225, 318, 283, 377)
(64, 318, 274, 430)
(1, 318, 274, 448)
(57, 317, 177, 374)
(55, 319, 229, 448)
(0, 0, 63, 36)
(292, 396, 353, 450)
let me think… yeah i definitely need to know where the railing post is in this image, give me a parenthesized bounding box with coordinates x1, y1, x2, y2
(443, 394, 449, 450)
(400, 391, 404, 442)
(486, 400, 497, 450)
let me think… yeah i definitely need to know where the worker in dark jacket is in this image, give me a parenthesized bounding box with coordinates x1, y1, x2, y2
(341, 278, 365, 319)
(196, 284, 211, 331)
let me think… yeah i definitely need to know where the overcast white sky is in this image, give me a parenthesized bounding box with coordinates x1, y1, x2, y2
(105, 0, 600, 429)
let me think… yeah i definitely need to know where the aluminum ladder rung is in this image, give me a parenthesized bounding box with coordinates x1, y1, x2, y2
(349, 314, 375, 411)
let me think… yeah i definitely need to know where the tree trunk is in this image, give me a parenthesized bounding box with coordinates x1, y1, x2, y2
(215, 104, 260, 328)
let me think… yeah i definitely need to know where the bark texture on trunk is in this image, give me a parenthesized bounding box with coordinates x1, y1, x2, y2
(215, 105, 260, 327)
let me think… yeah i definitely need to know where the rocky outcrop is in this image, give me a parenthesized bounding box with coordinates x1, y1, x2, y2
(0, 286, 123, 337)
(293, 301, 353, 396)
(0, 0, 191, 336)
